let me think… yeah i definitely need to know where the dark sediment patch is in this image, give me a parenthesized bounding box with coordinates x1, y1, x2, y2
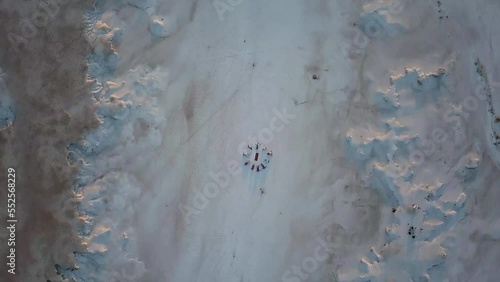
(0, 1, 96, 281)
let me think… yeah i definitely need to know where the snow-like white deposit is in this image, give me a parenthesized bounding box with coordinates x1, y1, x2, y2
(61, 0, 500, 281)
(343, 68, 473, 281)
(63, 11, 169, 280)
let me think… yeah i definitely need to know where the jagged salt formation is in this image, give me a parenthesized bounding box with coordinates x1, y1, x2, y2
(342, 68, 476, 281)
(60, 8, 168, 282)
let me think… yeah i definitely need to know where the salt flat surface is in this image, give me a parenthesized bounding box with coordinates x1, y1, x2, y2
(62, 0, 500, 281)
(1, 0, 500, 281)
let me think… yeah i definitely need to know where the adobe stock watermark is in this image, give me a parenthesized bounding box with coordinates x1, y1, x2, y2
(385, 72, 500, 178)
(8, 0, 73, 54)
(178, 107, 296, 224)
(341, 0, 405, 57)
(212, 0, 244, 21)
(281, 235, 337, 282)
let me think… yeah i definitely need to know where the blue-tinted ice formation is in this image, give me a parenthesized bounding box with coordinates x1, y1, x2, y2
(60, 8, 168, 281)
(0, 69, 15, 129)
(342, 68, 474, 281)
